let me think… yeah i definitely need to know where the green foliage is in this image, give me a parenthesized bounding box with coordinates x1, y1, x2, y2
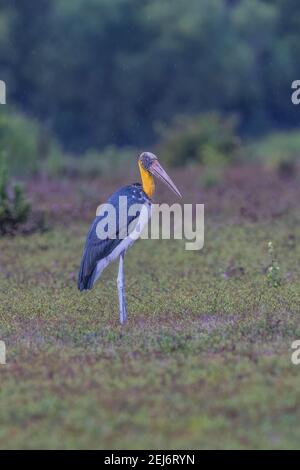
(245, 130, 300, 179)
(0, 109, 63, 177)
(247, 130, 300, 175)
(0, 153, 31, 234)
(0, 107, 137, 178)
(0, 110, 39, 176)
(1, 0, 299, 151)
(158, 113, 240, 167)
(44, 145, 135, 179)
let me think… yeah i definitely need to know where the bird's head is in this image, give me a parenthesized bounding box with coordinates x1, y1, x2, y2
(138, 152, 182, 198)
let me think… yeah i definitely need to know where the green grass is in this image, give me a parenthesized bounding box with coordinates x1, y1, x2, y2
(1, 214, 300, 449)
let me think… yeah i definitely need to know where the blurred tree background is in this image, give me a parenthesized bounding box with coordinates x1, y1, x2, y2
(0, 0, 299, 171)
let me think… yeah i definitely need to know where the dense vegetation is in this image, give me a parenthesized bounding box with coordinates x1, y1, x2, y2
(1, 0, 299, 153)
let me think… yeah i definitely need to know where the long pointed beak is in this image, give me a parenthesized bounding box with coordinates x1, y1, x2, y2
(149, 160, 182, 198)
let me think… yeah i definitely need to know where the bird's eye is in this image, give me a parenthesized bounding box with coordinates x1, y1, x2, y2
(142, 155, 150, 170)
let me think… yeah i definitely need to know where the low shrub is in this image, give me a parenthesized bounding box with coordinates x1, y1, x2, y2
(0, 109, 63, 177)
(157, 112, 240, 167)
(246, 130, 300, 176)
(0, 153, 31, 234)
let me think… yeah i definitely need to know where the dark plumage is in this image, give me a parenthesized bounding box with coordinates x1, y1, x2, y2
(78, 183, 150, 291)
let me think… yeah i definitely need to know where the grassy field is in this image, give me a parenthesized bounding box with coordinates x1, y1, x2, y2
(1, 164, 300, 449)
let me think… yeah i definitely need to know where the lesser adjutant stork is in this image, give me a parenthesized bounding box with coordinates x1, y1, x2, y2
(78, 152, 182, 324)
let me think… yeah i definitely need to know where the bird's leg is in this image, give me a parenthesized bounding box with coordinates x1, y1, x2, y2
(117, 251, 127, 324)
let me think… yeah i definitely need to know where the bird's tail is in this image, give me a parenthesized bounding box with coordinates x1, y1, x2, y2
(77, 253, 97, 291)
(78, 250, 107, 291)
(77, 268, 96, 291)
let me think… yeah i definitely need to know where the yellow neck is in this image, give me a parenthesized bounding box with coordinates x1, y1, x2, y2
(138, 160, 155, 198)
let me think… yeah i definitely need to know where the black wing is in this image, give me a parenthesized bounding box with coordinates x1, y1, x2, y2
(78, 184, 147, 291)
